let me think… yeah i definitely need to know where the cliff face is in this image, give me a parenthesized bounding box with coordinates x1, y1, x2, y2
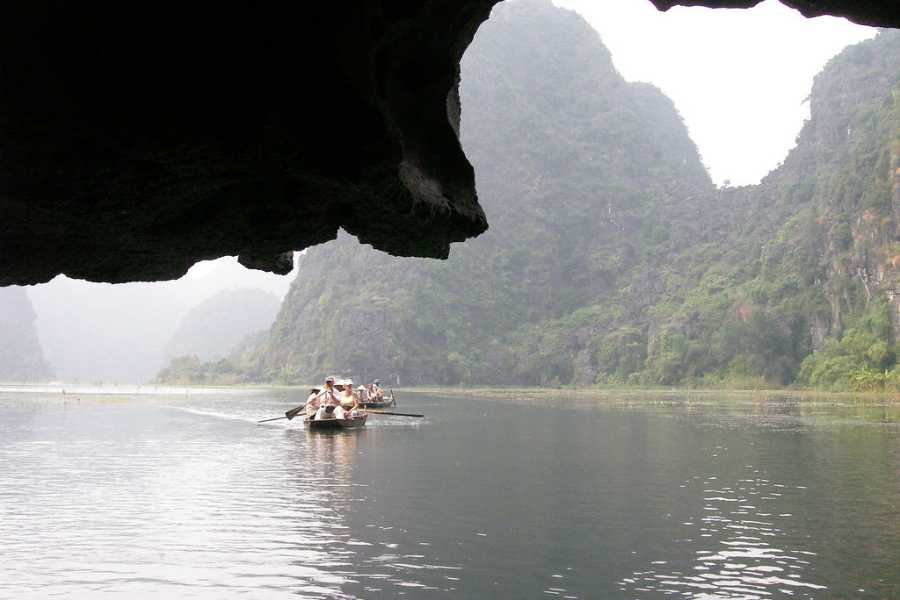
(804, 38, 900, 332)
(622, 29, 900, 388)
(251, 0, 715, 385)
(765, 35, 900, 387)
(0, 288, 51, 382)
(231, 4, 900, 390)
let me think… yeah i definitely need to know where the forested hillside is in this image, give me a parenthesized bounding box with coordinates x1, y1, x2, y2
(250, 0, 715, 386)
(0, 288, 51, 381)
(165, 1, 900, 390)
(636, 29, 900, 389)
(156, 288, 280, 384)
(164, 288, 280, 362)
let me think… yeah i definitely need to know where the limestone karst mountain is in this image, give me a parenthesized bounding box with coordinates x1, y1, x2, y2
(0, 288, 51, 382)
(245, 0, 717, 385)
(164, 288, 281, 363)
(164, 1, 900, 390)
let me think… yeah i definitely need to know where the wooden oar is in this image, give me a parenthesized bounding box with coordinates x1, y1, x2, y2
(366, 411, 424, 418)
(285, 405, 306, 420)
(258, 416, 288, 423)
(259, 404, 306, 423)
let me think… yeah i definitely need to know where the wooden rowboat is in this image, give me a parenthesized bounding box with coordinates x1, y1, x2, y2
(360, 390, 396, 410)
(304, 413, 368, 430)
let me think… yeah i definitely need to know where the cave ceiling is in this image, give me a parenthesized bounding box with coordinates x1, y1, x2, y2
(2, 0, 899, 286)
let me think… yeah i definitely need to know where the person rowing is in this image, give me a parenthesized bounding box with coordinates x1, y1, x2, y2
(313, 376, 343, 420)
(284, 385, 324, 421)
(304, 386, 322, 418)
(289, 377, 338, 421)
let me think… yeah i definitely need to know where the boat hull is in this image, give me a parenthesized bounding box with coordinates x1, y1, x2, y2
(360, 399, 394, 410)
(304, 414, 368, 430)
(360, 391, 396, 410)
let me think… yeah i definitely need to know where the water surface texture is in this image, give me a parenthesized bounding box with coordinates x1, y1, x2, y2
(1, 388, 899, 599)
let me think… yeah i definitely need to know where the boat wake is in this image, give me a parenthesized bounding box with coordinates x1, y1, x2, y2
(164, 406, 282, 425)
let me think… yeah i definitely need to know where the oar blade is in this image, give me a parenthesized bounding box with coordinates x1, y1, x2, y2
(285, 405, 305, 420)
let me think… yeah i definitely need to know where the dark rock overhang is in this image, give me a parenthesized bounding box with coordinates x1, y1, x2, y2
(651, 1, 900, 28)
(2, 0, 898, 285)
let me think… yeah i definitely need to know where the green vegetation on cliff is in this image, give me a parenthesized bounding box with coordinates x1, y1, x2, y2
(641, 33, 900, 390)
(156, 288, 280, 384)
(162, 2, 900, 391)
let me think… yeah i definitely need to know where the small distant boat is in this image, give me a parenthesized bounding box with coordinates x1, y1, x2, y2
(360, 389, 396, 410)
(304, 413, 368, 430)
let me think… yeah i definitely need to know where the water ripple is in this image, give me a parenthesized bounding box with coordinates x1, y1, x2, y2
(620, 467, 826, 599)
(3, 390, 900, 599)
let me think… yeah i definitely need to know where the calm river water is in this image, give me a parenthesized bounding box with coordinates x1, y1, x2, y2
(1, 387, 899, 599)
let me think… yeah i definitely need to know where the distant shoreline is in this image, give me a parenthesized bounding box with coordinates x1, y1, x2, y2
(398, 386, 900, 403)
(4, 382, 897, 403)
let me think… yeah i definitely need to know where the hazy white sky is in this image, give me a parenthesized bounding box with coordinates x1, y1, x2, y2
(554, 0, 876, 185)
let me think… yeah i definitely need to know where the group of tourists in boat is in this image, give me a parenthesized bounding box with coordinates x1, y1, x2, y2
(285, 376, 394, 429)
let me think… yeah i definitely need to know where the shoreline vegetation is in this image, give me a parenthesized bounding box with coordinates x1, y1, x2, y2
(152, 353, 900, 397)
(399, 385, 900, 400)
(3, 381, 899, 403)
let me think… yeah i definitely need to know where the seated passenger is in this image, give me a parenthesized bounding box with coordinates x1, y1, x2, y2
(372, 379, 385, 400)
(339, 380, 360, 416)
(356, 385, 368, 404)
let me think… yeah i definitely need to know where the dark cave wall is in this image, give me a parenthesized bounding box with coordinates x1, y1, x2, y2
(1, 1, 494, 285)
(2, 0, 899, 286)
(652, 1, 900, 28)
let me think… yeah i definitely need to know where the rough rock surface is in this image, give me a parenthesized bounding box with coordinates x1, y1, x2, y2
(2, 0, 899, 285)
(1, 1, 494, 285)
(652, 1, 900, 28)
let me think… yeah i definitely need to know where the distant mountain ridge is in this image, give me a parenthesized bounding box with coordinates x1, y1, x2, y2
(162, 2, 900, 390)
(0, 288, 51, 381)
(164, 288, 280, 362)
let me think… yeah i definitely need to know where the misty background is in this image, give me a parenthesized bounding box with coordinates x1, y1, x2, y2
(4, 0, 876, 384)
(24, 258, 295, 382)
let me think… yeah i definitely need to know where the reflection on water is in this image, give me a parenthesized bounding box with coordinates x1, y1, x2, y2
(621, 468, 825, 599)
(1, 390, 898, 599)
